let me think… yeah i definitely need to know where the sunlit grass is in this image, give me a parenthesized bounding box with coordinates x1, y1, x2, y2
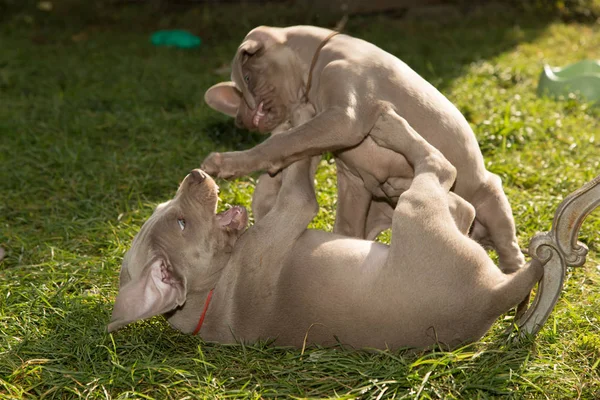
(1, 3, 599, 399)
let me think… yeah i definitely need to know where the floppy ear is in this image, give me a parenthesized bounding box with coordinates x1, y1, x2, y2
(204, 82, 242, 118)
(231, 39, 263, 109)
(107, 258, 186, 332)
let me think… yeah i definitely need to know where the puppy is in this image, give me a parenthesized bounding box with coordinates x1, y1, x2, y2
(108, 110, 542, 350)
(202, 25, 525, 274)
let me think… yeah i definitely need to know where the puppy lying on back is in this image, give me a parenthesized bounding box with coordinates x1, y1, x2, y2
(107, 110, 542, 350)
(203, 25, 525, 274)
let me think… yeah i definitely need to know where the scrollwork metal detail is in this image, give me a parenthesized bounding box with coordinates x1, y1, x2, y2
(528, 233, 562, 264)
(516, 174, 600, 336)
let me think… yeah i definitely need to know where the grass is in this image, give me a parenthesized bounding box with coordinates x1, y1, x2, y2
(1, 1, 599, 398)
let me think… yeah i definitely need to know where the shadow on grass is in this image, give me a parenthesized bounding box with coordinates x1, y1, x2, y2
(0, 2, 566, 247)
(202, 117, 265, 151)
(0, 1, 578, 97)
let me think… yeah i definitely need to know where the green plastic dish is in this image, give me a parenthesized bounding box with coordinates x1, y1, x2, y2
(150, 30, 201, 49)
(537, 59, 600, 104)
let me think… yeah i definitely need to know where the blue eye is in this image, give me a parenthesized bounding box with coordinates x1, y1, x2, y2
(244, 74, 250, 82)
(177, 218, 186, 231)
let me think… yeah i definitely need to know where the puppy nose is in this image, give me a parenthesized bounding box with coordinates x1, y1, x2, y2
(190, 169, 206, 183)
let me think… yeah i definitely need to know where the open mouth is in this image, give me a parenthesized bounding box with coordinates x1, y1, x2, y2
(216, 205, 248, 231)
(252, 101, 266, 128)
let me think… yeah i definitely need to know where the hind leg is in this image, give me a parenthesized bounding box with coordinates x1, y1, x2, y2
(369, 109, 460, 254)
(448, 192, 476, 236)
(370, 109, 456, 193)
(364, 199, 394, 241)
(470, 173, 525, 273)
(376, 177, 474, 238)
(333, 159, 372, 238)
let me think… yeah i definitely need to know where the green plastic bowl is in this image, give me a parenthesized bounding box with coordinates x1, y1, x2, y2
(150, 30, 201, 49)
(537, 59, 600, 104)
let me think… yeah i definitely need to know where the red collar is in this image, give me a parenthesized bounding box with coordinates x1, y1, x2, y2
(192, 288, 214, 335)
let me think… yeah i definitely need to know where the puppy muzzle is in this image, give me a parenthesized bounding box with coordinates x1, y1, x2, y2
(190, 169, 206, 183)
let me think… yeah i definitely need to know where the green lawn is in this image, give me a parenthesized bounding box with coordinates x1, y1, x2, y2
(1, 2, 599, 399)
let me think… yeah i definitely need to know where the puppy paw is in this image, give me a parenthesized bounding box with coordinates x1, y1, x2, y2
(201, 152, 238, 179)
(201, 152, 222, 176)
(423, 153, 457, 190)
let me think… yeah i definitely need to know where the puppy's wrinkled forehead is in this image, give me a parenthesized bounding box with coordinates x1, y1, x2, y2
(232, 27, 286, 107)
(128, 171, 219, 264)
(129, 200, 177, 249)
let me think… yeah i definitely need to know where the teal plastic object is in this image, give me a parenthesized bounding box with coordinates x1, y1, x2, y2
(150, 30, 201, 49)
(537, 59, 600, 104)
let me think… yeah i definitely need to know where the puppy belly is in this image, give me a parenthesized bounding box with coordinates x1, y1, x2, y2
(356, 172, 411, 202)
(337, 136, 413, 201)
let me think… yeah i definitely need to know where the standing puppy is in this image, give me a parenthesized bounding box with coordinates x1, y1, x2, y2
(203, 25, 524, 273)
(108, 110, 542, 350)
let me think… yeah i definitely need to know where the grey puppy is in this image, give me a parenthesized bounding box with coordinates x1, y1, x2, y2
(107, 110, 542, 350)
(202, 25, 525, 273)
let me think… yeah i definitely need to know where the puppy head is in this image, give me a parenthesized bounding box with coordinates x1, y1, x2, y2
(107, 169, 248, 333)
(205, 26, 305, 133)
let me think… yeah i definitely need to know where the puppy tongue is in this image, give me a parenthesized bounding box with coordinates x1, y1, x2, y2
(216, 206, 248, 230)
(253, 101, 265, 127)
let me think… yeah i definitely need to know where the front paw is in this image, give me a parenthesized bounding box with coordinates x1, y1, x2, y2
(201, 152, 240, 179)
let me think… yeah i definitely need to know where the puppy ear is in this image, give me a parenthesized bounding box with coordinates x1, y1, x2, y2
(237, 39, 263, 62)
(204, 82, 241, 117)
(232, 39, 263, 109)
(107, 258, 186, 332)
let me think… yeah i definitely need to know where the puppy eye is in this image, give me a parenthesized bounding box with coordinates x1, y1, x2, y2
(177, 218, 186, 231)
(244, 74, 250, 82)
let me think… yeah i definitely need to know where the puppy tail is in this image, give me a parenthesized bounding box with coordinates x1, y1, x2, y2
(490, 259, 544, 316)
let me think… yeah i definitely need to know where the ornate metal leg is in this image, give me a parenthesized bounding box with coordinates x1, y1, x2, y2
(517, 174, 600, 336)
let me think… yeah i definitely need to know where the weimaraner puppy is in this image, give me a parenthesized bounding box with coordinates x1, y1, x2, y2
(202, 25, 525, 273)
(107, 109, 542, 350)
